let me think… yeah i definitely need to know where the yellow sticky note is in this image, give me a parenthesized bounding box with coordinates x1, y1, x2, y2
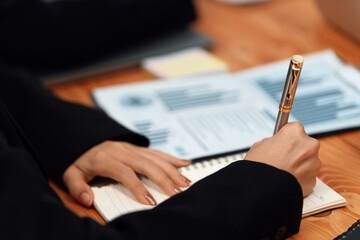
(142, 48, 228, 78)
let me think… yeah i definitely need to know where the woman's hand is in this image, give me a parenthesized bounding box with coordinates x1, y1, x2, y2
(63, 141, 192, 207)
(245, 122, 322, 196)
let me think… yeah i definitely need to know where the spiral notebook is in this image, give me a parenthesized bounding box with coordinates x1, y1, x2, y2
(91, 152, 347, 222)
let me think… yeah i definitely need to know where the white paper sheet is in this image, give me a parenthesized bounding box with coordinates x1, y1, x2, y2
(93, 49, 360, 160)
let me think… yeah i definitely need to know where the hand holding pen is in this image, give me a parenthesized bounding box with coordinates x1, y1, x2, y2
(245, 55, 322, 196)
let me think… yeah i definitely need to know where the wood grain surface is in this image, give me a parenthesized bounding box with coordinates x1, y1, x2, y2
(49, 0, 360, 238)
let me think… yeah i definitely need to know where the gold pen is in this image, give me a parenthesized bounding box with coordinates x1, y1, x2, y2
(273, 55, 304, 135)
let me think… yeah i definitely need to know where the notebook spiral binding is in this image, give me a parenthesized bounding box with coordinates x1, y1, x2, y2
(179, 152, 246, 173)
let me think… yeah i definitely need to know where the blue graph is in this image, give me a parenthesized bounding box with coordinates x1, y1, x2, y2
(256, 73, 360, 126)
(156, 84, 238, 112)
(133, 120, 169, 146)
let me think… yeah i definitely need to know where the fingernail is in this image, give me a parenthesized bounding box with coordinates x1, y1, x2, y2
(172, 184, 182, 194)
(181, 176, 191, 184)
(144, 192, 157, 206)
(80, 192, 93, 206)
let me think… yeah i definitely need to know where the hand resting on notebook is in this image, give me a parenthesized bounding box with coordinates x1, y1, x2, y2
(64, 121, 320, 207)
(245, 121, 322, 196)
(63, 141, 192, 207)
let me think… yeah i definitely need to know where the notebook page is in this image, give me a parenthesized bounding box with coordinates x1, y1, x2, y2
(92, 153, 245, 222)
(92, 154, 346, 222)
(302, 178, 347, 217)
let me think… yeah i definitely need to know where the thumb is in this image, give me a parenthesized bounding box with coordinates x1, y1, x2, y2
(63, 165, 94, 207)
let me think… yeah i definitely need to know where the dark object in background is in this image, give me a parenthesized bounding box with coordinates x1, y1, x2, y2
(316, 0, 360, 43)
(0, 0, 211, 85)
(41, 28, 212, 85)
(334, 219, 360, 240)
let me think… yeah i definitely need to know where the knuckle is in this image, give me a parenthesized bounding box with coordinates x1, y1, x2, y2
(102, 140, 113, 147)
(315, 159, 322, 170)
(312, 138, 320, 150)
(109, 140, 120, 148)
(92, 160, 107, 175)
(285, 121, 300, 131)
(103, 140, 121, 149)
(120, 141, 133, 149)
(293, 121, 303, 128)
(306, 137, 320, 151)
(292, 121, 305, 133)
(92, 149, 107, 161)
(116, 164, 133, 177)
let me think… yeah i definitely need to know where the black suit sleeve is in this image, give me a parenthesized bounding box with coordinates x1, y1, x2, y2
(0, 142, 302, 240)
(0, 81, 303, 239)
(0, 0, 196, 69)
(109, 160, 303, 240)
(0, 65, 149, 185)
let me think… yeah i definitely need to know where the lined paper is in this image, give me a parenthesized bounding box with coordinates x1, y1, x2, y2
(92, 153, 346, 222)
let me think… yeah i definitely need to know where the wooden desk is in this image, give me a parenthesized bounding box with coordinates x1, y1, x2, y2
(49, 0, 360, 239)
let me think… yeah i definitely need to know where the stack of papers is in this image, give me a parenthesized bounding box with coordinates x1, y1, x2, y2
(93, 49, 360, 160)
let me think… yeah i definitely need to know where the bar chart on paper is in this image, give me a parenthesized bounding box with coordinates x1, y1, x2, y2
(94, 73, 277, 159)
(259, 76, 359, 125)
(247, 51, 360, 136)
(93, 50, 360, 159)
(156, 84, 239, 111)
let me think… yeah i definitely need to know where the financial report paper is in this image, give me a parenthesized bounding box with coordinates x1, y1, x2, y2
(93, 50, 360, 160)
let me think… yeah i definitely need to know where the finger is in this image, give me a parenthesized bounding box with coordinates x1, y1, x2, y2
(303, 171, 318, 196)
(100, 143, 184, 197)
(135, 151, 192, 187)
(143, 154, 192, 187)
(63, 165, 94, 207)
(308, 137, 320, 153)
(106, 161, 157, 206)
(281, 121, 306, 136)
(137, 147, 192, 168)
(292, 137, 320, 164)
(127, 157, 183, 196)
(114, 144, 191, 187)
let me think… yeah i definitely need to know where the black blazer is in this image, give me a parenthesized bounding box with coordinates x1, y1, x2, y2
(0, 65, 303, 240)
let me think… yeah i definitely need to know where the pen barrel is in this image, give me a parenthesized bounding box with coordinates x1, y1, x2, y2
(273, 111, 290, 134)
(278, 57, 303, 110)
(273, 55, 304, 135)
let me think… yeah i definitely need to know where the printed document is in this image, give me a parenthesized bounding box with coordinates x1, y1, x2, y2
(93, 50, 360, 160)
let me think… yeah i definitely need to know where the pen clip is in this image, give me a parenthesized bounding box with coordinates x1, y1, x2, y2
(279, 55, 304, 112)
(274, 55, 304, 135)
